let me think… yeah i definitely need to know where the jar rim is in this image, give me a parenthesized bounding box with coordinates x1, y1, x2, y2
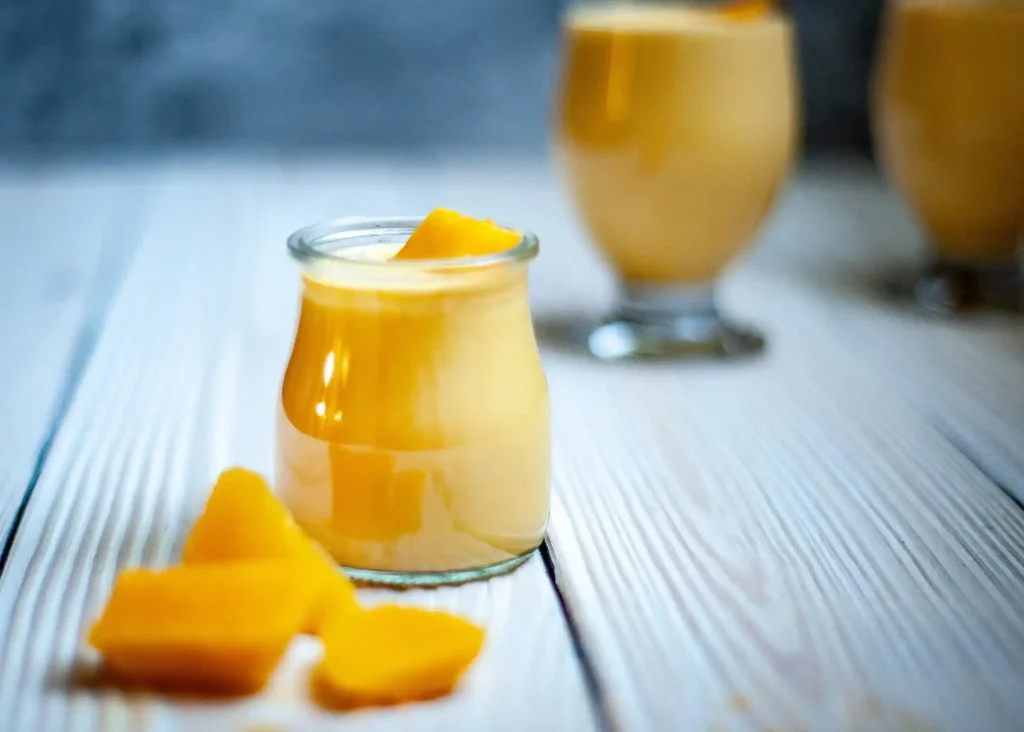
(287, 216, 540, 271)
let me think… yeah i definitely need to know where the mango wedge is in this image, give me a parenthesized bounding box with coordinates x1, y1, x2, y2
(716, 0, 774, 21)
(315, 606, 485, 706)
(182, 468, 358, 633)
(89, 561, 317, 694)
(393, 208, 521, 260)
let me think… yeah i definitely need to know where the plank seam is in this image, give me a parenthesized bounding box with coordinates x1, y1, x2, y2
(0, 188, 152, 579)
(541, 538, 617, 732)
(937, 427, 1024, 515)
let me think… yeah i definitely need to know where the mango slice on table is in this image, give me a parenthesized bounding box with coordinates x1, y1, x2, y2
(315, 605, 485, 707)
(88, 561, 317, 694)
(715, 0, 774, 21)
(182, 467, 358, 633)
(392, 208, 521, 260)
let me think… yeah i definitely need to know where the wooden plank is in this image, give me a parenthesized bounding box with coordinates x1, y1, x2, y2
(791, 272, 1024, 505)
(544, 287, 1024, 730)
(427, 161, 1024, 730)
(0, 162, 598, 732)
(0, 165, 146, 543)
(756, 164, 1024, 502)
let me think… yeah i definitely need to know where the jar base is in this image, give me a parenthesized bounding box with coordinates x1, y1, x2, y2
(340, 548, 537, 588)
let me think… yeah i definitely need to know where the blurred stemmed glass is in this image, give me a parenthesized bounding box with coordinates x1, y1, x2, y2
(873, 0, 1024, 314)
(556, 0, 799, 359)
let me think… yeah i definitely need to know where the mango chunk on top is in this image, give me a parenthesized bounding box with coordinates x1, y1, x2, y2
(392, 208, 521, 260)
(315, 605, 485, 706)
(182, 468, 358, 633)
(88, 561, 317, 694)
(715, 0, 774, 21)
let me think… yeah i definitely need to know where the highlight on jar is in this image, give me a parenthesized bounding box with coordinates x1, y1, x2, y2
(277, 209, 551, 587)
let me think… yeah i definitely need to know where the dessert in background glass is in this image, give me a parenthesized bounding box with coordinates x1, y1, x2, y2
(873, 0, 1024, 314)
(277, 217, 550, 586)
(557, 0, 799, 359)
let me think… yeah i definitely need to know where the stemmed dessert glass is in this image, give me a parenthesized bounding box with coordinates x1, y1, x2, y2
(556, 0, 800, 358)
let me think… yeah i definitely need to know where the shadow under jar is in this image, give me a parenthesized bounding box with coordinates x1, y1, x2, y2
(557, 1, 799, 360)
(277, 218, 551, 587)
(872, 0, 1024, 314)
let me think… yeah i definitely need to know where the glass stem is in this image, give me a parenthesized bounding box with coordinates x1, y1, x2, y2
(615, 282, 719, 326)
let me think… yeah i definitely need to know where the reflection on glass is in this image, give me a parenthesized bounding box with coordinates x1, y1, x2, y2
(873, 0, 1024, 313)
(557, 1, 799, 359)
(277, 219, 550, 586)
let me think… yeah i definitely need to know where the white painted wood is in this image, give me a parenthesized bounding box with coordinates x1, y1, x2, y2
(0, 162, 597, 732)
(0, 165, 147, 539)
(2, 158, 1022, 732)
(757, 163, 1024, 502)
(547, 352, 1024, 731)
(544, 303, 1024, 731)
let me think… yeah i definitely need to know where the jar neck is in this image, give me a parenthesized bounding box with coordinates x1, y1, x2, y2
(299, 265, 530, 313)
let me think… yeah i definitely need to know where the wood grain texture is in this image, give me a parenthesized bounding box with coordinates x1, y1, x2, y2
(427, 160, 1024, 731)
(0, 165, 148, 541)
(2, 158, 1022, 732)
(0, 162, 597, 732)
(756, 163, 1024, 503)
(542, 300, 1024, 731)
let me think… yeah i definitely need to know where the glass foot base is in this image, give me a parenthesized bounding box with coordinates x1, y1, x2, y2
(588, 318, 764, 360)
(341, 549, 536, 588)
(587, 282, 765, 361)
(886, 260, 1024, 316)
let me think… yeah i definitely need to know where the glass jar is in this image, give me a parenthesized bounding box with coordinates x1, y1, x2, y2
(872, 0, 1024, 313)
(277, 217, 550, 586)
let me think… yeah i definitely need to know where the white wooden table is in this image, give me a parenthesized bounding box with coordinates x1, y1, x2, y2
(0, 156, 1022, 732)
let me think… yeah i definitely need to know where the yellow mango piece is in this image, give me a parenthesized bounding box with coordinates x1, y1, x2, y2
(315, 606, 485, 707)
(715, 0, 774, 21)
(182, 468, 358, 632)
(88, 561, 316, 694)
(393, 208, 521, 260)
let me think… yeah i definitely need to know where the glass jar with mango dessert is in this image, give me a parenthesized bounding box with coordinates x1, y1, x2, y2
(277, 212, 550, 586)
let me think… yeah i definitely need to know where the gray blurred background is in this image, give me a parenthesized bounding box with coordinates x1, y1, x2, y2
(1, 0, 882, 158)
